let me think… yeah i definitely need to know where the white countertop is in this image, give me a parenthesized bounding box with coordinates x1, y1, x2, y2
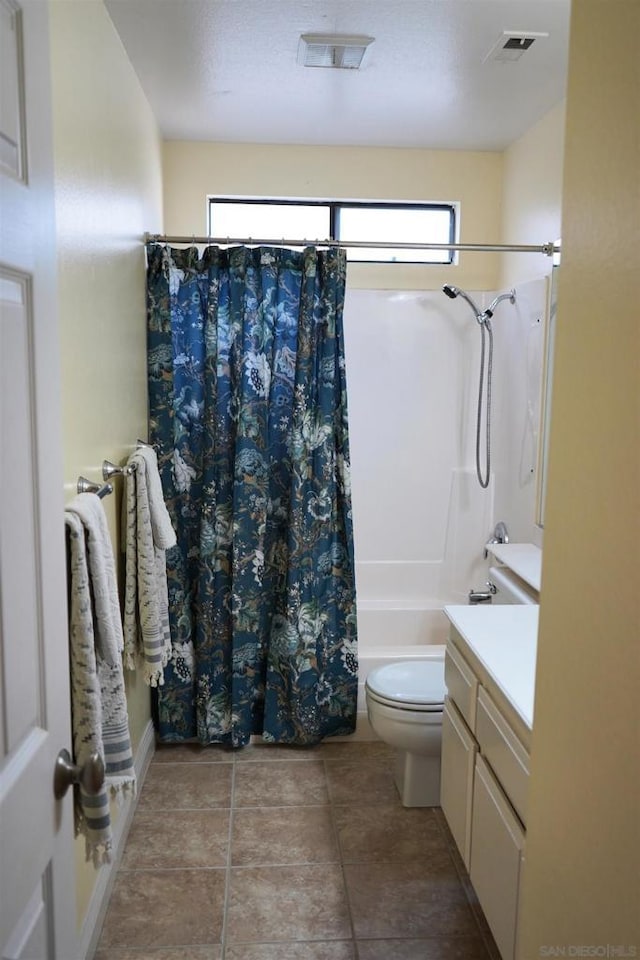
(488, 542, 542, 593)
(444, 604, 538, 732)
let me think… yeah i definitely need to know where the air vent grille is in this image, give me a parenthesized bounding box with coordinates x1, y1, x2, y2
(298, 34, 374, 70)
(484, 31, 549, 63)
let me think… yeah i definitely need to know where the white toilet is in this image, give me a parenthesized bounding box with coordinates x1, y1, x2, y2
(365, 658, 445, 807)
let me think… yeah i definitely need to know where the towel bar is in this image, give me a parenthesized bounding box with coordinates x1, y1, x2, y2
(77, 476, 113, 498)
(136, 438, 156, 450)
(102, 459, 136, 481)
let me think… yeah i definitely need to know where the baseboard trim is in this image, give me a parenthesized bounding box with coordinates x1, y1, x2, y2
(79, 719, 155, 960)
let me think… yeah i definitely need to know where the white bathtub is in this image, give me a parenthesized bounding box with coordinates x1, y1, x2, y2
(353, 603, 449, 739)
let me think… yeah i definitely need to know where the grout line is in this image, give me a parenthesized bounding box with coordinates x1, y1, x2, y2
(205, 858, 343, 871)
(117, 850, 452, 872)
(150, 760, 235, 766)
(232, 800, 331, 808)
(135, 804, 233, 811)
(324, 757, 359, 958)
(219, 753, 237, 960)
(226, 802, 331, 811)
(116, 866, 227, 873)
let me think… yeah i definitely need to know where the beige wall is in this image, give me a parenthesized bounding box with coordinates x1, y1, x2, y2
(49, 0, 163, 931)
(500, 101, 565, 289)
(162, 140, 503, 291)
(519, 0, 640, 952)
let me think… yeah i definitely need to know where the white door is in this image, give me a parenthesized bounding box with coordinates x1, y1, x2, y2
(0, 1, 78, 958)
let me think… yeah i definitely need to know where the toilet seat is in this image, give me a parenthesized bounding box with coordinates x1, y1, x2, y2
(365, 660, 445, 711)
(366, 689, 443, 712)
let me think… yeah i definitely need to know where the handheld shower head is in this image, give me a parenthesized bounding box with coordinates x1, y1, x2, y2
(442, 284, 483, 322)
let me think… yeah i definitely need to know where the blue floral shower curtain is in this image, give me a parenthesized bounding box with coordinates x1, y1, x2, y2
(146, 243, 357, 746)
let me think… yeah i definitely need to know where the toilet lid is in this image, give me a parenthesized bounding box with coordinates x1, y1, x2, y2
(365, 660, 445, 707)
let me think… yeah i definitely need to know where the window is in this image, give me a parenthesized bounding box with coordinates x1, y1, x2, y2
(210, 200, 330, 245)
(208, 198, 456, 264)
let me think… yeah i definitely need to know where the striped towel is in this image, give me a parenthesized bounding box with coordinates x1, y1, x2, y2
(65, 494, 135, 867)
(123, 445, 176, 686)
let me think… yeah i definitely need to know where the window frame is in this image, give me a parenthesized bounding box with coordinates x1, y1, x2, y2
(207, 197, 457, 265)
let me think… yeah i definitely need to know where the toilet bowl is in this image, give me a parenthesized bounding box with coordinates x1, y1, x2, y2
(365, 658, 445, 807)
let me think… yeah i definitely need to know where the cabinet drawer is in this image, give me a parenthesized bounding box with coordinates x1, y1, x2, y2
(440, 697, 477, 869)
(476, 687, 529, 826)
(444, 643, 478, 732)
(470, 755, 525, 960)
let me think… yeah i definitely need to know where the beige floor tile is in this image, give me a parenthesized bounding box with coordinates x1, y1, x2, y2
(344, 858, 480, 939)
(138, 761, 232, 809)
(99, 743, 499, 960)
(153, 743, 232, 763)
(225, 944, 355, 959)
(325, 761, 399, 806)
(121, 809, 230, 869)
(356, 939, 490, 960)
(231, 805, 338, 865)
(226, 864, 351, 942)
(316, 741, 395, 762)
(94, 948, 222, 960)
(234, 742, 323, 762)
(234, 760, 328, 806)
(432, 806, 457, 848)
(334, 804, 447, 863)
(99, 869, 225, 948)
(445, 837, 502, 959)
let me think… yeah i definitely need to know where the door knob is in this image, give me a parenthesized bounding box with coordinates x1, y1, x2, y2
(54, 748, 105, 800)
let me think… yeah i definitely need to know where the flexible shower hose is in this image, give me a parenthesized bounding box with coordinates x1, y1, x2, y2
(476, 319, 493, 488)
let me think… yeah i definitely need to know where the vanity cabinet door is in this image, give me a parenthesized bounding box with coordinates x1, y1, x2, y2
(470, 755, 525, 960)
(476, 687, 530, 826)
(441, 696, 477, 869)
(444, 642, 478, 732)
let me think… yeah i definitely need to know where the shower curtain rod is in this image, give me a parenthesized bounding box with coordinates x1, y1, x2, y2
(144, 233, 559, 257)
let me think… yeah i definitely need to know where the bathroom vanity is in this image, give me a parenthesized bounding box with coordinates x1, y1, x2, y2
(441, 602, 538, 960)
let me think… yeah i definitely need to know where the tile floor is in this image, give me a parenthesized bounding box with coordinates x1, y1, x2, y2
(95, 740, 500, 960)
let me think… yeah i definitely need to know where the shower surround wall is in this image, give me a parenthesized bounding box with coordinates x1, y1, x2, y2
(343, 282, 547, 728)
(490, 276, 548, 546)
(345, 288, 496, 610)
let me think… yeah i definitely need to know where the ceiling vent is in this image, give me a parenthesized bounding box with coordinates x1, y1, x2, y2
(484, 31, 549, 63)
(298, 34, 374, 70)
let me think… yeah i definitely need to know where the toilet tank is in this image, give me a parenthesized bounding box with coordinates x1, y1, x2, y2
(489, 565, 538, 605)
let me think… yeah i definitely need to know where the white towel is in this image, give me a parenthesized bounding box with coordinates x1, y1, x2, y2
(137, 445, 177, 550)
(67, 493, 123, 661)
(123, 445, 176, 686)
(65, 495, 135, 867)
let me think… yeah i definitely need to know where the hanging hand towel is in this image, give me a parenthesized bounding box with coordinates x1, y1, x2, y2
(65, 494, 135, 866)
(123, 445, 176, 686)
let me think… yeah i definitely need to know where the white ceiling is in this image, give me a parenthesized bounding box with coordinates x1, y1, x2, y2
(105, 0, 571, 151)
